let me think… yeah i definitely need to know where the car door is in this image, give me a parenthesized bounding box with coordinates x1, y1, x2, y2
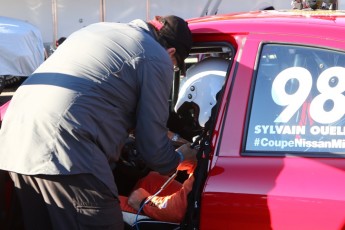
(201, 32, 345, 230)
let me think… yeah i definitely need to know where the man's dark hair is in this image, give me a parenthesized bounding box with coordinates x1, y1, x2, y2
(149, 15, 193, 73)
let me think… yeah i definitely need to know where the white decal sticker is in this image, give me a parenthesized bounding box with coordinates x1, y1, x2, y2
(310, 67, 345, 124)
(272, 67, 312, 123)
(272, 66, 345, 124)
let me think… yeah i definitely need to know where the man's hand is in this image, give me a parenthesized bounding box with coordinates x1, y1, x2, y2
(167, 131, 189, 146)
(176, 143, 198, 174)
(128, 188, 151, 211)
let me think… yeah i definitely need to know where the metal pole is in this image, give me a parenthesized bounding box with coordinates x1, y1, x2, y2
(209, 0, 222, 15)
(146, 0, 150, 21)
(171, 71, 180, 111)
(200, 0, 212, 16)
(100, 0, 105, 22)
(52, 0, 58, 47)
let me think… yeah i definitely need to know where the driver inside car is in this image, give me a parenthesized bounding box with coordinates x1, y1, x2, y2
(119, 57, 229, 225)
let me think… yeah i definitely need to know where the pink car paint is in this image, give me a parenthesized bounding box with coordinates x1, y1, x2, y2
(0, 100, 10, 122)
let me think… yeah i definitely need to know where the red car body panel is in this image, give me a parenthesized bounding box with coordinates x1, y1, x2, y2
(0, 101, 10, 122)
(188, 10, 345, 230)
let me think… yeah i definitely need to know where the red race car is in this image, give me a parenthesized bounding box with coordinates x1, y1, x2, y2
(2, 9, 345, 230)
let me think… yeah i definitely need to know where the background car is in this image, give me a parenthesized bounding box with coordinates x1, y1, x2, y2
(0, 16, 45, 94)
(2, 8, 345, 230)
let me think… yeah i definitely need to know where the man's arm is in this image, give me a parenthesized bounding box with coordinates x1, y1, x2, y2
(134, 58, 180, 174)
(128, 174, 195, 223)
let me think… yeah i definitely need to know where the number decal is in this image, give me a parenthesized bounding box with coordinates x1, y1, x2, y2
(272, 67, 312, 123)
(272, 66, 345, 124)
(310, 67, 345, 124)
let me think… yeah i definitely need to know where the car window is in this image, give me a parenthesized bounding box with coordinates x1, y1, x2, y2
(245, 44, 345, 156)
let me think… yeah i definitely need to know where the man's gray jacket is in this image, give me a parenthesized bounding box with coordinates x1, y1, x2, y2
(0, 20, 180, 196)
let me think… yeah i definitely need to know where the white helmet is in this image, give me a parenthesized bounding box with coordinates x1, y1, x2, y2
(174, 57, 228, 127)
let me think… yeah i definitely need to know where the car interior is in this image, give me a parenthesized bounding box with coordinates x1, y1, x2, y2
(115, 42, 235, 229)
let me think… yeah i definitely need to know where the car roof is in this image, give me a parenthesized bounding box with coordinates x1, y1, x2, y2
(188, 10, 345, 40)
